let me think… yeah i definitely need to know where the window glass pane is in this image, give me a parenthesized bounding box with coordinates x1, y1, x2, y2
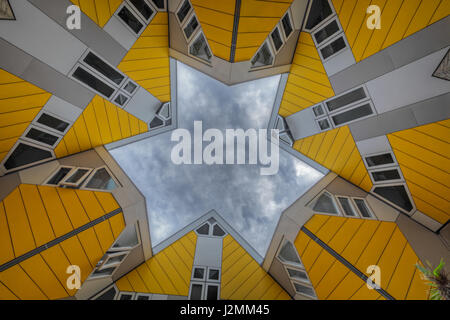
(65, 169, 89, 183)
(95, 287, 117, 300)
(331, 104, 373, 126)
(114, 93, 128, 106)
(26, 128, 59, 146)
(48, 167, 72, 185)
(119, 293, 133, 300)
(338, 197, 356, 217)
(271, 28, 283, 51)
(251, 43, 273, 68)
(196, 223, 209, 235)
(317, 119, 330, 130)
(129, 0, 154, 20)
(107, 254, 127, 264)
(193, 267, 204, 279)
(365, 153, 394, 167)
(177, 0, 191, 23)
(354, 199, 373, 218)
(184, 16, 199, 39)
(320, 36, 346, 59)
(73, 67, 115, 98)
(83, 52, 125, 85)
(314, 20, 339, 44)
(373, 186, 413, 212)
(287, 268, 308, 281)
(152, 0, 165, 9)
(206, 285, 218, 300)
(305, 0, 332, 30)
(312, 192, 338, 214)
(313, 105, 324, 117)
(372, 169, 401, 182)
(37, 113, 69, 133)
(212, 224, 225, 236)
(278, 241, 301, 265)
(93, 267, 116, 276)
(4, 143, 52, 170)
(118, 6, 144, 34)
(124, 81, 137, 94)
(209, 269, 220, 280)
(190, 34, 212, 62)
(85, 168, 116, 190)
(190, 284, 203, 300)
(293, 282, 316, 297)
(282, 14, 293, 38)
(136, 295, 150, 300)
(150, 116, 164, 128)
(326, 87, 366, 112)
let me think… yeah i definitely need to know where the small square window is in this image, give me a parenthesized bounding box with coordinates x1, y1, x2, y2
(317, 118, 330, 130)
(189, 284, 203, 300)
(193, 267, 205, 279)
(271, 27, 283, 51)
(114, 93, 129, 106)
(206, 285, 219, 300)
(124, 81, 138, 95)
(177, 0, 191, 23)
(337, 197, 356, 217)
(313, 105, 324, 117)
(353, 199, 373, 218)
(47, 167, 73, 185)
(282, 13, 293, 38)
(208, 269, 220, 281)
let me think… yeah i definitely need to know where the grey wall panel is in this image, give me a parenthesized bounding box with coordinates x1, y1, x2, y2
(28, 0, 128, 66)
(286, 108, 320, 140)
(412, 93, 450, 126)
(0, 172, 20, 203)
(193, 237, 222, 268)
(273, 30, 300, 67)
(103, 16, 138, 51)
(0, 38, 33, 77)
(124, 87, 160, 123)
(268, 259, 295, 298)
(323, 48, 356, 76)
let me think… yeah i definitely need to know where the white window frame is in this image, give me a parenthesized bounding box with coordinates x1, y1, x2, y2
(150, 0, 167, 12)
(69, 63, 118, 101)
(335, 195, 359, 218)
(90, 264, 120, 280)
(117, 292, 136, 300)
(324, 85, 370, 115)
(275, 239, 303, 268)
(307, 190, 341, 216)
(369, 167, 405, 185)
(97, 251, 130, 271)
(1, 139, 55, 174)
(81, 166, 120, 191)
(363, 151, 398, 170)
(318, 32, 350, 63)
(312, 16, 343, 48)
(302, 0, 336, 32)
(175, 0, 193, 26)
(291, 279, 317, 299)
(188, 30, 213, 65)
(280, 9, 295, 41)
(351, 197, 376, 220)
(191, 266, 207, 281)
(316, 116, 333, 132)
(204, 283, 220, 300)
(121, 79, 139, 96)
(44, 165, 76, 186)
(206, 267, 221, 283)
(194, 221, 227, 238)
(21, 125, 64, 149)
(312, 103, 326, 118)
(283, 264, 311, 285)
(370, 182, 416, 214)
(269, 23, 285, 54)
(329, 100, 376, 128)
(115, 1, 147, 37)
(250, 39, 276, 71)
(60, 167, 93, 187)
(125, 0, 157, 25)
(181, 11, 200, 42)
(188, 282, 205, 300)
(32, 109, 72, 136)
(211, 222, 227, 237)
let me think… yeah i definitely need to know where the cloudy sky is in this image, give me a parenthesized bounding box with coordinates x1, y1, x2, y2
(111, 62, 323, 256)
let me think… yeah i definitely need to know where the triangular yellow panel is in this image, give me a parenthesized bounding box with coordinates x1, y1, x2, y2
(0, 68, 51, 163)
(54, 95, 148, 159)
(115, 231, 198, 296)
(221, 235, 290, 300)
(70, 0, 122, 28)
(118, 12, 171, 102)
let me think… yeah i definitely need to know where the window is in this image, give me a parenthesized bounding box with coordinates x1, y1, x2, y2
(47, 167, 73, 185)
(151, 0, 165, 9)
(25, 127, 59, 147)
(196, 223, 209, 235)
(4, 143, 52, 170)
(128, 0, 154, 21)
(212, 224, 225, 236)
(337, 197, 357, 217)
(293, 282, 316, 298)
(353, 199, 373, 218)
(72, 66, 115, 98)
(123, 81, 138, 95)
(370, 169, 401, 182)
(206, 285, 219, 300)
(189, 283, 203, 300)
(84, 168, 117, 190)
(136, 294, 151, 300)
(320, 36, 346, 60)
(278, 241, 301, 265)
(189, 33, 212, 62)
(93, 286, 117, 300)
(114, 93, 129, 106)
(271, 27, 283, 51)
(208, 268, 220, 281)
(317, 118, 330, 131)
(177, 0, 191, 23)
(287, 268, 309, 282)
(193, 267, 205, 280)
(365, 153, 395, 168)
(313, 105, 325, 117)
(281, 12, 293, 38)
(183, 15, 199, 39)
(36, 113, 69, 133)
(325, 87, 367, 112)
(305, 0, 332, 30)
(118, 292, 134, 300)
(314, 19, 340, 45)
(311, 191, 339, 215)
(150, 115, 164, 128)
(83, 52, 125, 86)
(118, 5, 144, 34)
(373, 185, 413, 212)
(331, 103, 374, 126)
(251, 42, 273, 68)
(60, 168, 92, 187)
(91, 266, 116, 277)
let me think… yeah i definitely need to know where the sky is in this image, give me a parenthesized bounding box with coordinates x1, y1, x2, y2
(111, 62, 323, 256)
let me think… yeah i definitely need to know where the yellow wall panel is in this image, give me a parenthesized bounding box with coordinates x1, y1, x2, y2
(93, 220, 115, 252)
(340, 220, 380, 265)
(406, 269, 429, 300)
(60, 236, 92, 283)
(0, 265, 47, 300)
(38, 186, 73, 237)
(57, 188, 90, 229)
(77, 227, 104, 267)
(108, 212, 125, 238)
(70, 0, 121, 28)
(0, 202, 15, 265)
(0, 281, 18, 300)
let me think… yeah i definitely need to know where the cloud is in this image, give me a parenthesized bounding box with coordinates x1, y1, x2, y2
(111, 62, 323, 256)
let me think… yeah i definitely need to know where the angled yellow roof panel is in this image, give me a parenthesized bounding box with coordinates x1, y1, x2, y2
(69, 0, 122, 28)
